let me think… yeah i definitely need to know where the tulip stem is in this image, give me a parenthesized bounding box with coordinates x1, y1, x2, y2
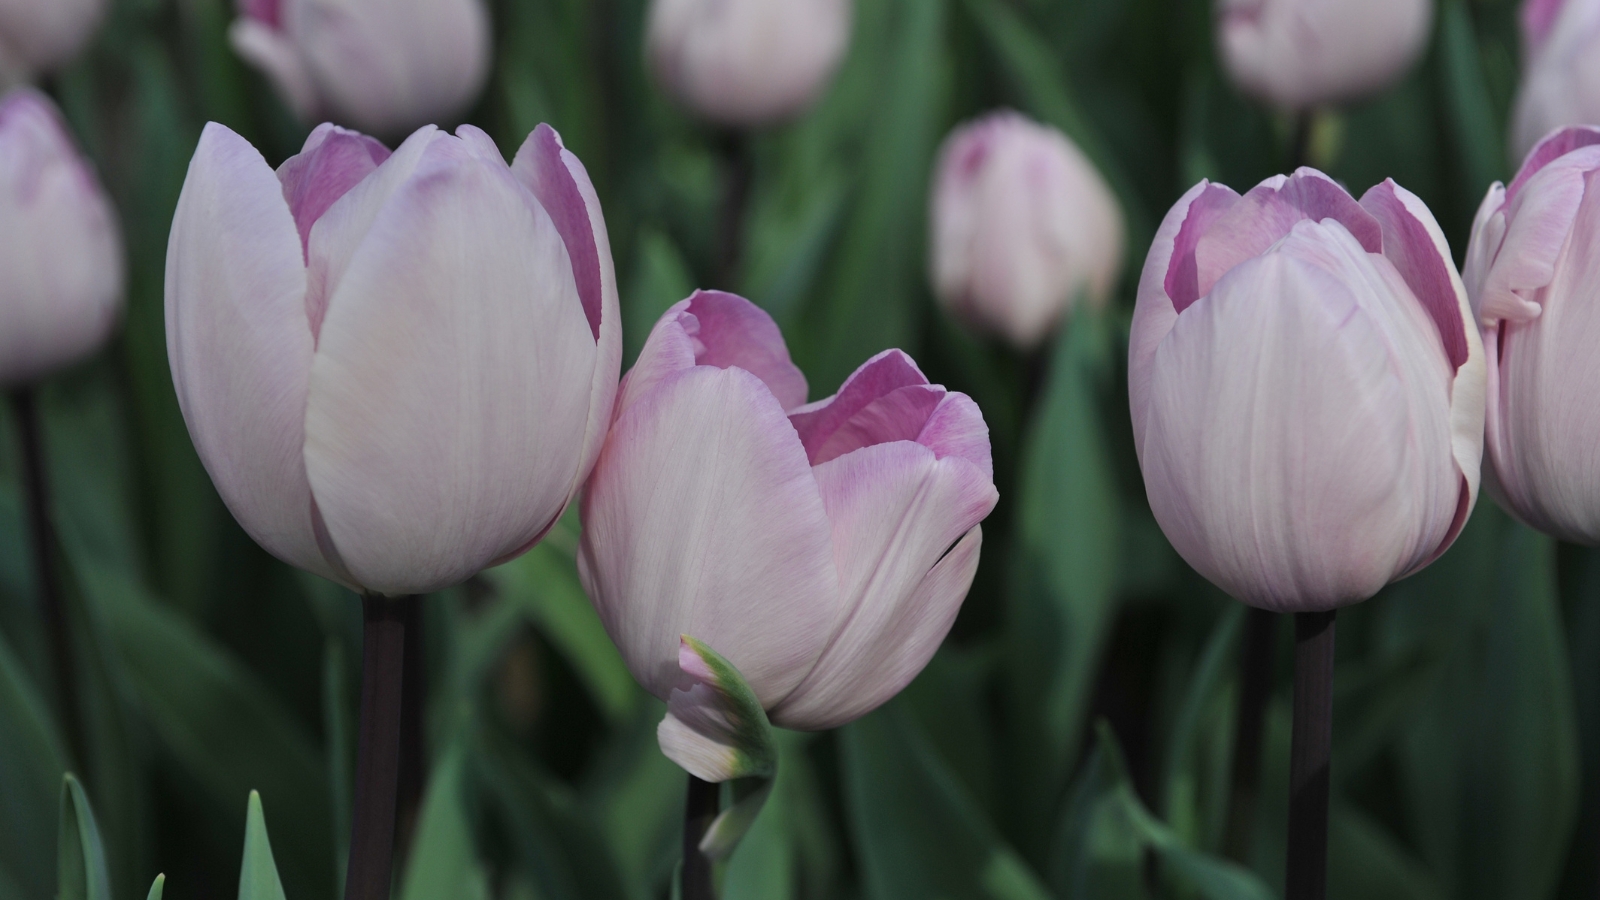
(1286, 609, 1335, 900)
(8, 387, 84, 768)
(395, 597, 426, 866)
(682, 774, 720, 900)
(715, 131, 753, 290)
(344, 593, 414, 900)
(1224, 606, 1276, 862)
(1289, 112, 1314, 171)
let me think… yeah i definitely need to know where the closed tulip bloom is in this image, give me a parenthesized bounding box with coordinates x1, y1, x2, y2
(230, 0, 490, 138)
(1510, 0, 1600, 159)
(1131, 170, 1484, 611)
(0, 89, 122, 386)
(930, 111, 1124, 350)
(1217, 0, 1433, 110)
(166, 121, 620, 596)
(646, 0, 851, 126)
(579, 290, 996, 753)
(0, 0, 107, 78)
(1465, 126, 1600, 543)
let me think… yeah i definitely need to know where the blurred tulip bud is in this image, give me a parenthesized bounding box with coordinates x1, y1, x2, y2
(645, 0, 852, 126)
(1131, 170, 1484, 611)
(1510, 0, 1600, 160)
(1216, 0, 1433, 110)
(166, 121, 621, 596)
(929, 111, 1124, 350)
(578, 290, 997, 760)
(1465, 126, 1600, 543)
(229, 0, 490, 138)
(0, 0, 107, 79)
(0, 89, 122, 386)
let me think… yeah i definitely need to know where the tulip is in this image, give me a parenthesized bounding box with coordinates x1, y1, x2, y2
(1509, 0, 1600, 160)
(1216, 0, 1434, 111)
(0, 88, 122, 386)
(1465, 125, 1600, 543)
(929, 110, 1124, 350)
(229, 0, 490, 138)
(645, 0, 852, 126)
(166, 120, 621, 597)
(578, 290, 996, 761)
(1130, 169, 1484, 612)
(0, 0, 107, 79)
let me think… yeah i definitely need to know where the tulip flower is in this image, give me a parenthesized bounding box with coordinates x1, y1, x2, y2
(229, 0, 490, 137)
(166, 120, 621, 597)
(578, 290, 996, 765)
(1131, 169, 1484, 612)
(1216, 0, 1434, 111)
(0, 88, 123, 386)
(1465, 125, 1600, 543)
(1510, 0, 1600, 160)
(645, 0, 852, 126)
(929, 110, 1124, 350)
(0, 0, 107, 79)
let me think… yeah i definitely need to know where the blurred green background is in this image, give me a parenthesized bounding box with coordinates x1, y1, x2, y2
(4, 0, 1590, 898)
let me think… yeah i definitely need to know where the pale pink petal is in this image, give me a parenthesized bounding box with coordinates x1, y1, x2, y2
(1506, 124, 1600, 202)
(616, 299, 701, 419)
(228, 19, 319, 122)
(1360, 179, 1473, 370)
(788, 349, 929, 461)
(1478, 146, 1600, 324)
(807, 384, 944, 466)
(1463, 183, 1508, 320)
(508, 124, 622, 502)
(1524, 0, 1568, 54)
(916, 392, 993, 479)
(1133, 180, 1236, 460)
(769, 442, 996, 728)
(165, 123, 334, 582)
(275, 123, 390, 257)
(577, 365, 841, 706)
(680, 290, 808, 409)
(304, 142, 596, 595)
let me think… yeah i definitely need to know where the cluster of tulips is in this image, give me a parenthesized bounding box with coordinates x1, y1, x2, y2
(7, 0, 1600, 897)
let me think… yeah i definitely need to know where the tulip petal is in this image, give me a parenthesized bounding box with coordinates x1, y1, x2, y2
(916, 392, 994, 479)
(228, 19, 319, 122)
(510, 124, 623, 498)
(165, 123, 333, 581)
(304, 143, 596, 594)
(1480, 146, 1600, 325)
(275, 123, 390, 257)
(658, 636, 777, 783)
(769, 442, 996, 729)
(1360, 179, 1473, 370)
(1506, 125, 1600, 201)
(789, 349, 929, 462)
(578, 365, 841, 705)
(808, 384, 944, 466)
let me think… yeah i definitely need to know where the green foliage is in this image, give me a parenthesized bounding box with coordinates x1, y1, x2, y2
(0, 0, 1588, 898)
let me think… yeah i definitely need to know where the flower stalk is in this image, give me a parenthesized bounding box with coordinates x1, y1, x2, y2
(344, 593, 415, 900)
(1286, 610, 1335, 900)
(682, 774, 720, 900)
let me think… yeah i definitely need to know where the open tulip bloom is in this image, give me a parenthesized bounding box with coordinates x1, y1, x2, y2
(165, 119, 620, 900)
(1468, 125, 1600, 544)
(1130, 168, 1484, 897)
(577, 290, 997, 883)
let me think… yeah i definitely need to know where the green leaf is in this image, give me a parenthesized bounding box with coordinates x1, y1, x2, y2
(145, 873, 165, 900)
(238, 792, 287, 900)
(1436, 0, 1507, 200)
(400, 744, 490, 900)
(842, 703, 1053, 900)
(0, 630, 67, 898)
(623, 228, 697, 367)
(1328, 804, 1443, 900)
(58, 774, 111, 900)
(1160, 607, 1244, 852)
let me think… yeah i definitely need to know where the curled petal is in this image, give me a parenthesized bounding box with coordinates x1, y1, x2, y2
(275, 123, 391, 257)
(916, 392, 993, 479)
(789, 349, 929, 462)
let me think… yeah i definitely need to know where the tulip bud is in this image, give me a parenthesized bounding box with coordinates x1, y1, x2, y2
(166, 121, 621, 595)
(1509, 0, 1600, 160)
(645, 0, 852, 126)
(578, 290, 997, 754)
(1465, 126, 1600, 543)
(929, 111, 1124, 350)
(0, 0, 107, 79)
(1131, 170, 1484, 611)
(1216, 0, 1434, 110)
(0, 89, 122, 386)
(229, 0, 491, 138)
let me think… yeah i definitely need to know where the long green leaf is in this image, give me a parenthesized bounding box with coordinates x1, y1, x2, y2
(239, 792, 288, 900)
(58, 774, 111, 900)
(400, 744, 490, 900)
(0, 630, 67, 898)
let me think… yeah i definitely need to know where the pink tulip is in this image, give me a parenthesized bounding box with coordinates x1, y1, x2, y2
(929, 110, 1124, 350)
(0, 88, 122, 386)
(1465, 126, 1600, 543)
(1217, 0, 1433, 110)
(578, 291, 996, 759)
(1510, 0, 1600, 159)
(166, 121, 620, 596)
(230, 0, 490, 137)
(1131, 170, 1484, 611)
(646, 0, 852, 126)
(0, 0, 107, 78)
